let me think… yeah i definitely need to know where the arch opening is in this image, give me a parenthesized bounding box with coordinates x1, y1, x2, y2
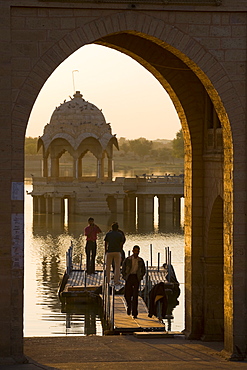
(17, 17, 235, 354)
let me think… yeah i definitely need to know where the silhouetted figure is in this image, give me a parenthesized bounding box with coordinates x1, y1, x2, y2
(122, 245, 146, 319)
(84, 217, 102, 274)
(104, 222, 124, 285)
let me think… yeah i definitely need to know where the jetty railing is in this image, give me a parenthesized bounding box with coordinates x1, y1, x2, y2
(141, 245, 173, 302)
(102, 264, 115, 331)
(66, 241, 74, 274)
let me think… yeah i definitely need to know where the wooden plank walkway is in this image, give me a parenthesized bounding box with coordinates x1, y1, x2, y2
(113, 296, 166, 333)
(65, 268, 125, 291)
(59, 264, 172, 334)
(60, 264, 174, 300)
(64, 264, 170, 291)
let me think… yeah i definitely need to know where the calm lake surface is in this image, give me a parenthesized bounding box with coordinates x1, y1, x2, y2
(24, 184, 185, 337)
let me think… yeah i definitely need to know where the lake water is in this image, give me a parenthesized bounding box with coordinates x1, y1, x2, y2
(24, 184, 185, 337)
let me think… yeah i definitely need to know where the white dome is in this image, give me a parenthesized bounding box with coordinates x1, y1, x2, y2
(42, 91, 112, 138)
(38, 91, 118, 153)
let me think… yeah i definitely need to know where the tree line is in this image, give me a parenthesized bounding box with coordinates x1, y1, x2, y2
(117, 130, 184, 161)
(25, 129, 184, 160)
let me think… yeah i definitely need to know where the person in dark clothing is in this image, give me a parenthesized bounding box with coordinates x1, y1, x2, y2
(84, 217, 102, 274)
(111, 222, 126, 271)
(148, 282, 168, 319)
(104, 222, 124, 285)
(122, 245, 146, 319)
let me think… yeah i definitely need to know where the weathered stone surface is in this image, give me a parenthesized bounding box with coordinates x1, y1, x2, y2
(0, 0, 247, 362)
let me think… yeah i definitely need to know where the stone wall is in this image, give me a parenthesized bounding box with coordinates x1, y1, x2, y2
(0, 0, 247, 361)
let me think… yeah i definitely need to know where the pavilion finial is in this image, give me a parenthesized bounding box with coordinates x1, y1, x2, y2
(73, 91, 83, 99)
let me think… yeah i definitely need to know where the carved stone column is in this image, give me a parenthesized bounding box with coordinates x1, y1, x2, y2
(51, 156, 59, 177)
(137, 194, 154, 214)
(73, 157, 78, 179)
(114, 194, 125, 213)
(43, 155, 48, 177)
(101, 157, 105, 179)
(52, 195, 62, 214)
(108, 157, 113, 180)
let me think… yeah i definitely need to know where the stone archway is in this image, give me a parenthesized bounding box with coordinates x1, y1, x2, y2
(202, 195, 224, 341)
(3, 5, 247, 361)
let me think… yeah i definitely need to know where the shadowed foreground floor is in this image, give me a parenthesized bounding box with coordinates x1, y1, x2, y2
(1, 335, 247, 369)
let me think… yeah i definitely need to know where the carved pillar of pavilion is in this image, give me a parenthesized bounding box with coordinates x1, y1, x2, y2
(108, 157, 113, 180)
(101, 157, 105, 179)
(51, 156, 59, 177)
(43, 155, 48, 177)
(73, 157, 78, 179)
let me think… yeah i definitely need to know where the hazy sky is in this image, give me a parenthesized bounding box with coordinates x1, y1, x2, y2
(26, 44, 181, 140)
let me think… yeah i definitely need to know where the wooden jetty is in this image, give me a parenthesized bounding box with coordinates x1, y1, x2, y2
(113, 296, 166, 333)
(59, 243, 179, 334)
(59, 266, 125, 304)
(59, 265, 174, 305)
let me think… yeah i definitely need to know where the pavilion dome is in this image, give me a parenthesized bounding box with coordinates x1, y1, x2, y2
(38, 91, 118, 152)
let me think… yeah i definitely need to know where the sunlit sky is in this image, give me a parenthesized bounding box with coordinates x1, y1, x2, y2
(26, 44, 181, 141)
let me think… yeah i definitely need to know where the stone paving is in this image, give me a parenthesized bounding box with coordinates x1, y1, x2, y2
(1, 336, 247, 370)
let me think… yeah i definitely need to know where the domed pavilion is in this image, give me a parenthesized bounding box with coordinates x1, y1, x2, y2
(38, 91, 118, 180)
(31, 91, 126, 215)
(31, 91, 183, 220)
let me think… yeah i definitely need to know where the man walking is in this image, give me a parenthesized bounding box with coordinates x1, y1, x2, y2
(84, 217, 102, 274)
(122, 245, 146, 319)
(104, 222, 124, 285)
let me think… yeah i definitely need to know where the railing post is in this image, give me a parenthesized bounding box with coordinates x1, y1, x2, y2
(168, 250, 171, 282)
(102, 255, 115, 332)
(165, 246, 171, 282)
(107, 284, 110, 322)
(110, 286, 115, 331)
(84, 266, 87, 287)
(144, 260, 149, 306)
(80, 254, 82, 270)
(66, 251, 69, 275)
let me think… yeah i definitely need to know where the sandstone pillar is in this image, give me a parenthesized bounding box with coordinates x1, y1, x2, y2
(45, 196, 49, 214)
(108, 158, 113, 180)
(97, 159, 101, 179)
(52, 196, 62, 214)
(73, 158, 78, 179)
(174, 196, 181, 226)
(158, 195, 174, 229)
(37, 196, 41, 214)
(51, 156, 59, 177)
(101, 157, 105, 179)
(126, 193, 136, 213)
(37, 196, 46, 214)
(115, 194, 125, 213)
(158, 195, 174, 215)
(137, 194, 154, 214)
(78, 158, 82, 178)
(165, 195, 174, 214)
(42, 155, 48, 177)
(68, 197, 75, 214)
(33, 196, 38, 213)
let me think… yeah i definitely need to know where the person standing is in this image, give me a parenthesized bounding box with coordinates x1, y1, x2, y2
(122, 245, 146, 319)
(111, 222, 126, 271)
(104, 222, 124, 285)
(84, 217, 102, 274)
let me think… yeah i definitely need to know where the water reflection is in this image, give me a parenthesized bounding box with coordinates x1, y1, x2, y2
(24, 186, 184, 336)
(64, 304, 102, 336)
(32, 212, 182, 237)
